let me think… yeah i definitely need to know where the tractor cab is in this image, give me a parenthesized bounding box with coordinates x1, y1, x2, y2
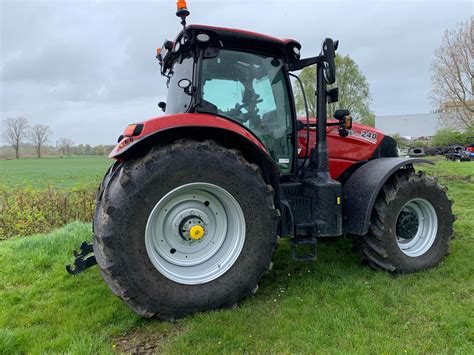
(157, 25, 303, 173)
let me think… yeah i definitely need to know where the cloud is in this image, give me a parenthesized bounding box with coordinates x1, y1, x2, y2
(1, 0, 471, 145)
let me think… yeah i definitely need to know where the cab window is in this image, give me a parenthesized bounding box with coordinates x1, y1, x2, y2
(201, 50, 293, 172)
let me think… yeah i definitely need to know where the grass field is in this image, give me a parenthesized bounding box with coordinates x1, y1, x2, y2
(0, 158, 473, 353)
(0, 156, 111, 189)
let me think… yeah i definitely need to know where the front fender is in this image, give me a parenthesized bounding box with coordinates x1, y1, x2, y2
(342, 157, 434, 235)
(110, 113, 266, 158)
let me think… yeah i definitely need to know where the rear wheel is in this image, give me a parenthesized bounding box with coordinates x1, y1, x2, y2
(359, 170, 454, 273)
(144, 182, 246, 285)
(93, 139, 279, 319)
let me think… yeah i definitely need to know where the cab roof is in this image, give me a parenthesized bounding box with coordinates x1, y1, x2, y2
(179, 24, 301, 62)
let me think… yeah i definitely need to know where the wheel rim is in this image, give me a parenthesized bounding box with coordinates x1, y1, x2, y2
(395, 198, 438, 257)
(145, 182, 246, 285)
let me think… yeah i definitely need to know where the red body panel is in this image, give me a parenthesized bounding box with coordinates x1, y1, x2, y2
(297, 118, 385, 179)
(111, 114, 384, 180)
(110, 113, 267, 158)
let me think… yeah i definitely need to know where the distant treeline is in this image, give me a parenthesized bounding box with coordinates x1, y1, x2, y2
(390, 127, 474, 149)
(0, 144, 115, 160)
(57, 144, 116, 156)
(2, 116, 117, 160)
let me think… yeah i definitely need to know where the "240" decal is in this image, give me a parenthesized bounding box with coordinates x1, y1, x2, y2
(348, 130, 378, 143)
(360, 130, 378, 142)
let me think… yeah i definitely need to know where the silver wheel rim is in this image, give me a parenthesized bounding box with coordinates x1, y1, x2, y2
(395, 198, 438, 257)
(145, 182, 246, 285)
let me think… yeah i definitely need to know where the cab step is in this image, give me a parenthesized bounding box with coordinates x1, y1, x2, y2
(291, 236, 317, 261)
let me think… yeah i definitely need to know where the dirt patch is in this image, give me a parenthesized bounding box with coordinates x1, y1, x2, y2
(113, 323, 184, 354)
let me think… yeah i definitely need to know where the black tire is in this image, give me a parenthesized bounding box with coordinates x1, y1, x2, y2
(359, 170, 454, 274)
(408, 147, 426, 157)
(94, 161, 122, 223)
(93, 139, 279, 319)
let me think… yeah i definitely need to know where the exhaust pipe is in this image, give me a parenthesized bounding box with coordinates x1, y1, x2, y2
(302, 38, 342, 237)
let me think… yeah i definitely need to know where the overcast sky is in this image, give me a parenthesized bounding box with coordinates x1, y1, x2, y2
(0, 0, 471, 145)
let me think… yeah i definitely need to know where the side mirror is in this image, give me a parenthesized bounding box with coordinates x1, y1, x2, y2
(321, 38, 338, 85)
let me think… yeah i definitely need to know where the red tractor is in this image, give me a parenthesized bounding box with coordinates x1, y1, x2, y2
(68, 2, 454, 319)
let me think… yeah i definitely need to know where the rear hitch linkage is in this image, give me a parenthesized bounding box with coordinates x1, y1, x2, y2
(66, 240, 97, 275)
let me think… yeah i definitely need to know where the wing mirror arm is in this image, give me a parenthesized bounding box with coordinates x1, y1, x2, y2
(289, 55, 324, 71)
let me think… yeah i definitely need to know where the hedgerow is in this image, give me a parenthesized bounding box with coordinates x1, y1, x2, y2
(0, 184, 97, 239)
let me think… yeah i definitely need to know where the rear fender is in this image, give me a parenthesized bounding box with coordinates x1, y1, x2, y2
(110, 113, 266, 158)
(342, 157, 434, 235)
(111, 114, 280, 181)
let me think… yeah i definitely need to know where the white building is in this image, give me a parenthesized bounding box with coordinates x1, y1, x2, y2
(375, 113, 444, 138)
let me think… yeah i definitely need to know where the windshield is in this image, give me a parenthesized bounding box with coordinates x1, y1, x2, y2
(166, 53, 194, 114)
(200, 49, 293, 172)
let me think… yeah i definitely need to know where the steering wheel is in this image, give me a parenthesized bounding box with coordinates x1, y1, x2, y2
(224, 103, 248, 123)
(225, 95, 263, 125)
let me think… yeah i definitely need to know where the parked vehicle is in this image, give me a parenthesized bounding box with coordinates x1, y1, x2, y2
(465, 144, 474, 158)
(445, 149, 471, 162)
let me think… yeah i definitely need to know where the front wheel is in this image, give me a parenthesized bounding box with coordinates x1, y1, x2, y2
(93, 140, 279, 319)
(359, 170, 454, 273)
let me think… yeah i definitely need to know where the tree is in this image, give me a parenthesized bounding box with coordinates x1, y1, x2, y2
(294, 54, 375, 126)
(28, 124, 51, 158)
(1, 117, 29, 159)
(84, 144, 92, 155)
(390, 133, 408, 148)
(431, 19, 473, 129)
(56, 137, 74, 155)
(432, 127, 473, 146)
(431, 128, 463, 146)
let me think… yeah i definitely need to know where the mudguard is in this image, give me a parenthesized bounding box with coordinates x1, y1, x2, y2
(342, 157, 434, 235)
(110, 113, 266, 158)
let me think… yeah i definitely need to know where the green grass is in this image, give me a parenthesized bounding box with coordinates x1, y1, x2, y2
(0, 161, 473, 353)
(421, 156, 474, 179)
(0, 223, 147, 354)
(0, 156, 111, 189)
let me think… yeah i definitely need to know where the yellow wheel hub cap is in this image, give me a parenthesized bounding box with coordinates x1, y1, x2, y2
(189, 225, 205, 240)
